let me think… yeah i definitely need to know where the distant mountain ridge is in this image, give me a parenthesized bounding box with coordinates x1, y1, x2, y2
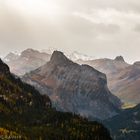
(3, 49, 95, 76)
(77, 56, 129, 75)
(3, 49, 51, 76)
(77, 56, 140, 104)
(3, 48, 140, 104)
(23, 51, 121, 120)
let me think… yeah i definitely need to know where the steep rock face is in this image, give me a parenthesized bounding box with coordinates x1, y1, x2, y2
(4, 49, 51, 76)
(77, 57, 140, 104)
(23, 51, 121, 120)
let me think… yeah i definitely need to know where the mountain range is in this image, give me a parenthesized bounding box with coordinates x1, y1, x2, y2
(1, 49, 140, 139)
(23, 51, 121, 120)
(0, 58, 112, 140)
(77, 56, 140, 105)
(3, 49, 94, 76)
(4, 49, 140, 104)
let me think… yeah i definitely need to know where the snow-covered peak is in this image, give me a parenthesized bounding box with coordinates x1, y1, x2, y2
(67, 51, 94, 61)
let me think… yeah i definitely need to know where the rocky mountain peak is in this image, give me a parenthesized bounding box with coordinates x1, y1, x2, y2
(0, 59, 10, 75)
(50, 51, 72, 65)
(21, 48, 39, 57)
(23, 51, 122, 120)
(114, 56, 125, 62)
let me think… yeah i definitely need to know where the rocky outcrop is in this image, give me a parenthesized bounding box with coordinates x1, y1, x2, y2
(23, 51, 121, 120)
(114, 56, 125, 62)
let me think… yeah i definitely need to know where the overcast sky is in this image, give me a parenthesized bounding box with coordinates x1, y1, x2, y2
(0, 0, 140, 63)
